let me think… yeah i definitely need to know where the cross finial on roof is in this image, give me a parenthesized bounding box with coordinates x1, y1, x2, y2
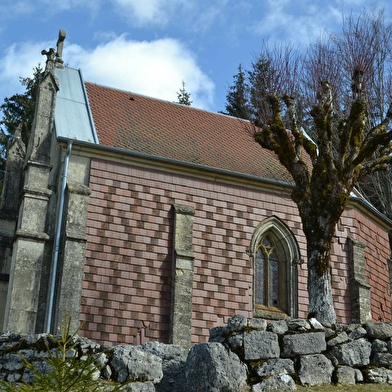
(56, 29, 66, 64)
(41, 29, 66, 72)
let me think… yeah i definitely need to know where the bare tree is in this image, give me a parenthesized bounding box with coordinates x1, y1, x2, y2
(252, 8, 392, 323)
(357, 169, 392, 219)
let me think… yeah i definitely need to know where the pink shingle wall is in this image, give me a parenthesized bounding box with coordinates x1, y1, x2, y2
(352, 209, 391, 321)
(331, 207, 391, 323)
(79, 158, 391, 346)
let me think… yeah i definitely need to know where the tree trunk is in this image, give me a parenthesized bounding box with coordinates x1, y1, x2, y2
(300, 203, 339, 324)
(307, 249, 336, 324)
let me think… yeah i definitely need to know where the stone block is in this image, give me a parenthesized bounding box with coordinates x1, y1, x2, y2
(282, 332, 326, 357)
(252, 374, 296, 391)
(185, 342, 248, 392)
(371, 352, 392, 368)
(248, 318, 267, 331)
(227, 315, 247, 333)
(141, 342, 187, 392)
(228, 334, 243, 352)
(110, 345, 163, 384)
(255, 358, 295, 377)
(330, 338, 371, 366)
(372, 339, 388, 353)
(364, 367, 392, 383)
(354, 368, 364, 383)
(267, 320, 288, 335)
(298, 354, 334, 386)
(209, 326, 227, 341)
(335, 366, 356, 385)
(121, 381, 156, 392)
(287, 319, 311, 332)
(366, 322, 392, 340)
(244, 330, 280, 361)
(348, 326, 367, 340)
(327, 331, 349, 347)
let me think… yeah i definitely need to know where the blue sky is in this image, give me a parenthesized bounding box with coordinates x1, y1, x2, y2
(1, 0, 392, 113)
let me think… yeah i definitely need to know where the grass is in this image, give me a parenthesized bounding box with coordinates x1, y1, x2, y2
(295, 385, 392, 391)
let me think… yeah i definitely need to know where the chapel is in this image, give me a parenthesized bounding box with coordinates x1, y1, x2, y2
(0, 31, 391, 349)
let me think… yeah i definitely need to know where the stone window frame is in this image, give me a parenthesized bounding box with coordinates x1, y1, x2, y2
(249, 216, 300, 320)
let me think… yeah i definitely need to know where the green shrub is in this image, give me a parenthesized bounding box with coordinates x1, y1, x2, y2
(0, 315, 124, 391)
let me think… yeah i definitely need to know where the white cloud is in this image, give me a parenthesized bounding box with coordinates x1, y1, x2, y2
(0, 34, 214, 110)
(0, 41, 50, 97)
(110, 0, 188, 27)
(250, 1, 340, 45)
(109, 0, 234, 32)
(2, 0, 100, 19)
(112, 0, 163, 23)
(50, 0, 102, 10)
(2, 1, 35, 18)
(65, 35, 214, 109)
(250, 0, 389, 45)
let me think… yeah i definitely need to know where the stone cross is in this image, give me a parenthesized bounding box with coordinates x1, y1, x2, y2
(41, 29, 66, 72)
(56, 29, 66, 64)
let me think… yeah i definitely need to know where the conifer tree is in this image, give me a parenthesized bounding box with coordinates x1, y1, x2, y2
(176, 80, 192, 106)
(223, 64, 250, 119)
(0, 65, 42, 170)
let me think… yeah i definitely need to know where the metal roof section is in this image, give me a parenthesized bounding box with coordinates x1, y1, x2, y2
(54, 67, 99, 143)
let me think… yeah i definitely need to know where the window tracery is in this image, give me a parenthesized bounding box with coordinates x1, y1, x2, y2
(249, 216, 300, 319)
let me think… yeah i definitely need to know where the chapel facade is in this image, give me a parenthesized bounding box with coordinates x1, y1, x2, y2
(0, 32, 391, 350)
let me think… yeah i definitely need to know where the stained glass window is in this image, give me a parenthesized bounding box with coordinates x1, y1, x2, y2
(255, 235, 281, 309)
(254, 248, 265, 304)
(251, 217, 299, 319)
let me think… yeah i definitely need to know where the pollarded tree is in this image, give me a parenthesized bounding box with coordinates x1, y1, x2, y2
(252, 8, 392, 323)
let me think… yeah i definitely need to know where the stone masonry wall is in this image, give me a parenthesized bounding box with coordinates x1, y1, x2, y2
(2, 316, 392, 391)
(205, 315, 392, 390)
(80, 157, 392, 347)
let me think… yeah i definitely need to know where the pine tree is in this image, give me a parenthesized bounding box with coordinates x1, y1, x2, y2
(0, 65, 42, 170)
(223, 64, 250, 119)
(0, 315, 125, 391)
(176, 80, 192, 106)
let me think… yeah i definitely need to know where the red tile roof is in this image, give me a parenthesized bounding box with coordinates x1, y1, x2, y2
(85, 83, 294, 185)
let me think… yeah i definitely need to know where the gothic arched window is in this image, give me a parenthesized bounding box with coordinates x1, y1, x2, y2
(249, 216, 300, 319)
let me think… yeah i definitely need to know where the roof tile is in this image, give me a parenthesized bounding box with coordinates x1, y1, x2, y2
(85, 83, 293, 184)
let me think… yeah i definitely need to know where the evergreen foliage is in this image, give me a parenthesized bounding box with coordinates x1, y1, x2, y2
(176, 80, 192, 106)
(223, 64, 250, 119)
(0, 65, 41, 171)
(0, 315, 124, 391)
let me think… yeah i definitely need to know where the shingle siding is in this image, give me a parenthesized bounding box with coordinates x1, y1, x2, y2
(78, 82, 391, 345)
(78, 157, 391, 346)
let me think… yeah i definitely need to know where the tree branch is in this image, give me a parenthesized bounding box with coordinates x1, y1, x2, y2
(254, 94, 311, 204)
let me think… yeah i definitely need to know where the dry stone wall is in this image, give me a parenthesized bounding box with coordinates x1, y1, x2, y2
(205, 315, 392, 390)
(2, 315, 392, 391)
